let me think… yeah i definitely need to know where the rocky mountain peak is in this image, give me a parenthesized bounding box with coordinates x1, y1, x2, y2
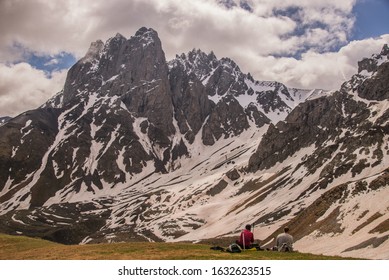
(0, 116, 11, 126)
(351, 44, 389, 101)
(62, 27, 167, 105)
(133, 27, 160, 49)
(341, 44, 389, 99)
(169, 49, 219, 83)
(81, 40, 104, 63)
(114, 32, 126, 39)
(106, 32, 127, 45)
(357, 44, 389, 74)
(135, 26, 157, 37)
(169, 49, 242, 85)
(187, 49, 212, 64)
(380, 43, 389, 56)
(249, 43, 389, 173)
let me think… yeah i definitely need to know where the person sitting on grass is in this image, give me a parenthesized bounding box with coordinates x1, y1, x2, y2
(275, 226, 294, 252)
(236, 224, 254, 249)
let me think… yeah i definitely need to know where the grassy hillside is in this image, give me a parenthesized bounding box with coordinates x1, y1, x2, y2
(0, 234, 350, 260)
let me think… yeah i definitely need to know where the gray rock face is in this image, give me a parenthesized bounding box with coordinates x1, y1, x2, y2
(169, 49, 255, 145)
(169, 49, 309, 145)
(2, 27, 282, 215)
(256, 82, 292, 114)
(202, 95, 250, 145)
(169, 52, 213, 143)
(248, 45, 389, 191)
(0, 116, 11, 126)
(357, 44, 389, 74)
(64, 28, 175, 143)
(356, 45, 389, 101)
(248, 91, 372, 173)
(0, 109, 60, 206)
(357, 62, 389, 101)
(243, 48, 389, 259)
(1, 28, 177, 214)
(343, 45, 389, 101)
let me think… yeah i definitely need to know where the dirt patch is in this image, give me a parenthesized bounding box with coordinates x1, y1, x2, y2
(343, 235, 389, 252)
(261, 183, 348, 246)
(206, 180, 228, 196)
(369, 168, 389, 191)
(369, 218, 389, 234)
(352, 212, 383, 234)
(357, 210, 369, 221)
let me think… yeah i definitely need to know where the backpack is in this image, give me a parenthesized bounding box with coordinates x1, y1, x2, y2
(279, 243, 293, 252)
(227, 243, 242, 253)
(210, 246, 225, 252)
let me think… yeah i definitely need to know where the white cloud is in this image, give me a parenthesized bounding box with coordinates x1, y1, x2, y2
(0, 0, 357, 60)
(0, 63, 66, 117)
(44, 58, 59, 66)
(240, 35, 389, 90)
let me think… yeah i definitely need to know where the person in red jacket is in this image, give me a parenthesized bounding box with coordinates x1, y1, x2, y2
(237, 224, 254, 249)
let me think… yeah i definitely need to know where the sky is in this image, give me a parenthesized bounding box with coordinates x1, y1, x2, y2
(0, 0, 388, 117)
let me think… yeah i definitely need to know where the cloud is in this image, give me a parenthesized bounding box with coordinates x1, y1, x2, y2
(0, 0, 388, 116)
(241, 34, 389, 90)
(0, 63, 66, 117)
(0, 0, 100, 61)
(44, 58, 59, 66)
(0, 0, 357, 60)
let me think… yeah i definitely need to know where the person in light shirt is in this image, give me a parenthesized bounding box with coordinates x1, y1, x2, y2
(275, 226, 294, 252)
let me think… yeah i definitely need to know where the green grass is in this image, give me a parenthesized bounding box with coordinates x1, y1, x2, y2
(0, 234, 352, 260)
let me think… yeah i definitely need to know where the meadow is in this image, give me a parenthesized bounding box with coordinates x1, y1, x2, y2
(0, 234, 353, 260)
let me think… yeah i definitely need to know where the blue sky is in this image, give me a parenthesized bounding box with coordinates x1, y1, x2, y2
(0, 0, 388, 117)
(26, 52, 75, 77)
(352, 0, 389, 40)
(23, 52, 75, 78)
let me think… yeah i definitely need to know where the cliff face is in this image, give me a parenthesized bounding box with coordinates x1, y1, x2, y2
(1, 26, 305, 222)
(248, 45, 389, 174)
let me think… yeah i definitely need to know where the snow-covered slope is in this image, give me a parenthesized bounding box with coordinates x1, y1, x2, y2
(247, 44, 389, 259)
(0, 29, 388, 260)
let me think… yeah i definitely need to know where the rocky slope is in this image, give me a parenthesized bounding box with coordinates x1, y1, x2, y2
(247, 44, 389, 259)
(0, 28, 388, 259)
(0, 116, 11, 126)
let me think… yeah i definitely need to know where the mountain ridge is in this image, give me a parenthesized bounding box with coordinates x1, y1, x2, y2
(0, 27, 388, 259)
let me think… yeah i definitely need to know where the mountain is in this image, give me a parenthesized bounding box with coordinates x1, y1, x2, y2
(247, 44, 389, 259)
(0, 116, 11, 126)
(0, 28, 388, 259)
